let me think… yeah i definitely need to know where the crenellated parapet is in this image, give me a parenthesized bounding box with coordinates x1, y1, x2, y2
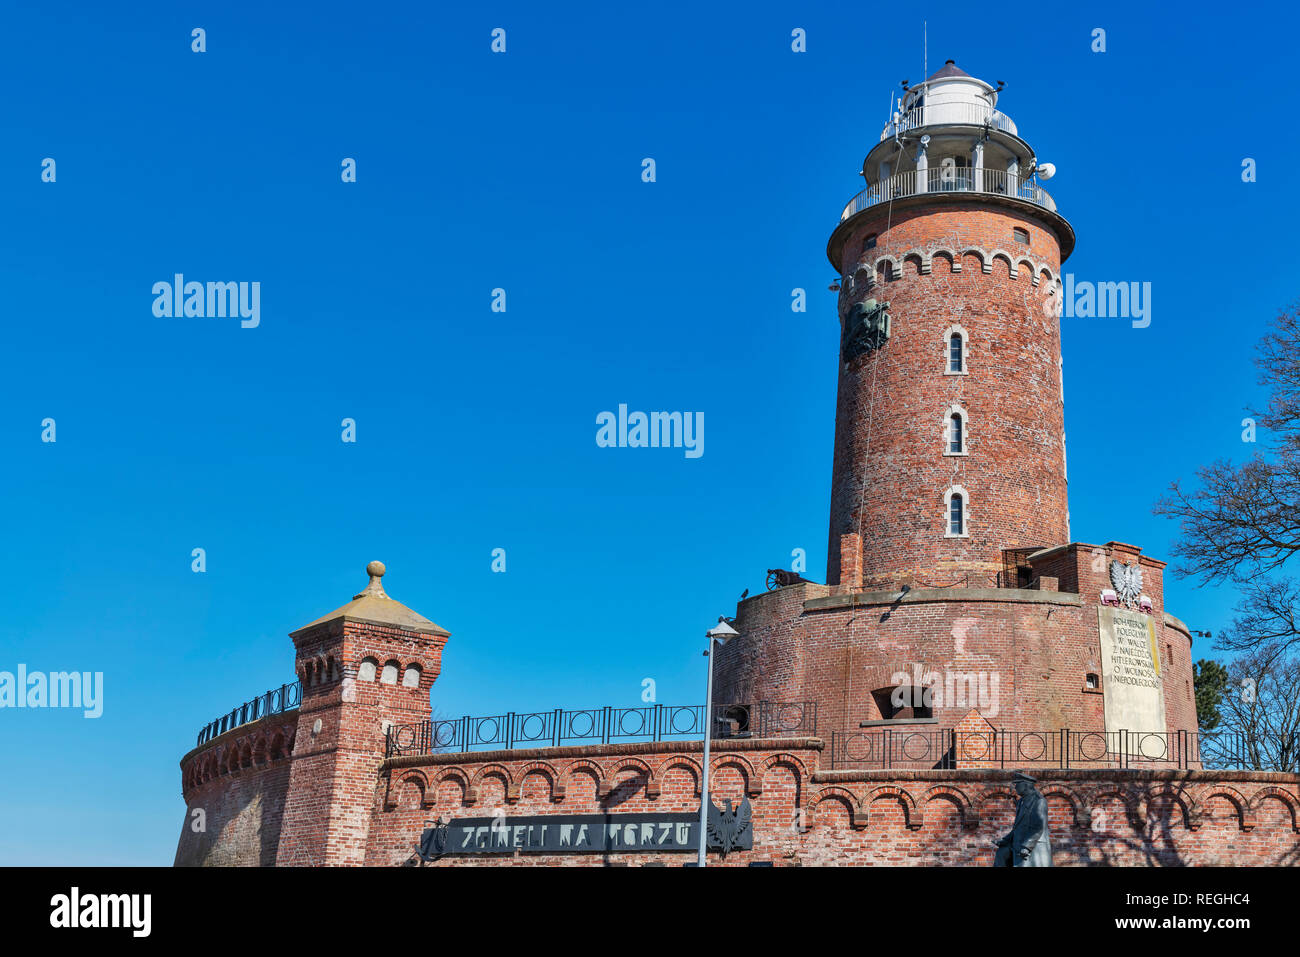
(179, 709, 298, 804)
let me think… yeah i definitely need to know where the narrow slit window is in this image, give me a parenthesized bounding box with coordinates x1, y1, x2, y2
(949, 493, 965, 535)
(949, 413, 964, 453)
(948, 333, 964, 372)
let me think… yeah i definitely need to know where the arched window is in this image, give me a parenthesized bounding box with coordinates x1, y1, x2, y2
(380, 660, 400, 685)
(944, 325, 968, 374)
(401, 664, 422, 688)
(358, 657, 378, 682)
(946, 407, 967, 455)
(944, 486, 969, 538)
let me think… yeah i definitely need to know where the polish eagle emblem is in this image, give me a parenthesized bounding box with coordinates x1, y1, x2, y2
(1109, 559, 1143, 610)
(706, 795, 754, 859)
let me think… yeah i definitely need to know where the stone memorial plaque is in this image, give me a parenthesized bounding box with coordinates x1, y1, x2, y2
(1097, 606, 1166, 736)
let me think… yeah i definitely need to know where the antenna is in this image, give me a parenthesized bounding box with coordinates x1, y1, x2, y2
(923, 20, 927, 82)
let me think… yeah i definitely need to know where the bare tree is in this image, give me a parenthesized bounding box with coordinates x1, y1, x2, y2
(1155, 303, 1300, 657)
(1157, 304, 1300, 577)
(1202, 643, 1300, 772)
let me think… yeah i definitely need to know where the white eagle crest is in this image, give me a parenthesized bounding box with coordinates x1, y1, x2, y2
(1109, 560, 1143, 609)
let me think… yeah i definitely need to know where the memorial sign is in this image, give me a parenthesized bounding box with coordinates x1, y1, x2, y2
(431, 813, 699, 855)
(1096, 606, 1165, 736)
(420, 805, 754, 857)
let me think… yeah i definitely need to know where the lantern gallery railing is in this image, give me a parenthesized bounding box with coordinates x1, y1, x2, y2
(880, 102, 1018, 141)
(195, 681, 302, 747)
(839, 167, 1056, 222)
(385, 701, 819, 758)
(828, 728, 1300, 772)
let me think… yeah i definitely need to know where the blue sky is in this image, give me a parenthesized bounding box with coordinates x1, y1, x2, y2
(0, 2, 1294, 864)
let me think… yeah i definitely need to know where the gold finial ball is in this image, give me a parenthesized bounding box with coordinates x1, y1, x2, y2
(366, 561, 386, 578)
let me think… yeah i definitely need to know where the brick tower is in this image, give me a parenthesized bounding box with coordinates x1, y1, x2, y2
(275, 561, 449, 866)
(824, 60, 1075, 591)
(711, 60, 1196, 744)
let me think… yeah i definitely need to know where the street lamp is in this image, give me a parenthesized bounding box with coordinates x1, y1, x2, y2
(697, 617, 739, 867)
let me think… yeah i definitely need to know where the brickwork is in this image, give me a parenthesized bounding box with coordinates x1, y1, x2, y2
(714, 542, 1197, 739)
(174, 711, 297, 866)
(169, 70, 1254, 868)
(274, 588, 449, 866)
(369, 739, 1300, 867)
(827, 204, 1068, 590)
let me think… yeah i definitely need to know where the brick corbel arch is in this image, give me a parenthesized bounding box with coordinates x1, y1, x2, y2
(902, 250, 927, 276)
(1039, 785, 1090, 828)
(760, 751, 809, 784)
(467, 764, 514, 805)
(811, 786, 868, 830)
(874, 254, 901, 281)
(653, 756, 701, 796)
(606, 757, 658, 800)
(976, 785, 1018, 820)
(385, 770, 429, 811)
(867, 784, 923, 830)
(959, 247, 989, 274)
(559, 759, 606, 799)
(710, 754, 760, 797)
(1247, 786, 1300, 831)
(1142, 783, 1199, 831)
(430, 767, 471, 808)
(1192, 785, 1254, 831)
(930, 247, 958, 272)
(1083, 785, 1145, 831)
(922, 784, 979, 829)
(515, 761, 563, 802)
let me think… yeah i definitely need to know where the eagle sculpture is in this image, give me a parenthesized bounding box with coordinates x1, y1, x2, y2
(706, 795, 754, 859)
(1109, 559, 1143, 610)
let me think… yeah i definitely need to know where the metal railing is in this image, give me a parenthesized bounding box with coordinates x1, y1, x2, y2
(195, 681, 302, 747)
(829, 728, 1299, 771)
(839, 167, 1056, 222)
(385, 700, 818, 758)
(880, 102, 1018, 141)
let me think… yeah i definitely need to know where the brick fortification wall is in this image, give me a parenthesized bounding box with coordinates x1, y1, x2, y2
(714, 542, 1199, 740)
(174, 711, 298, 866)
(370, 738, 1300, 866)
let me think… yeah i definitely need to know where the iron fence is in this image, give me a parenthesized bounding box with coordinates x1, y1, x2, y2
(385, 700, 818, 758)
(196, 681, 302, 747)
(839, 167, 1057, 222)
(829, 727, 1300, 772)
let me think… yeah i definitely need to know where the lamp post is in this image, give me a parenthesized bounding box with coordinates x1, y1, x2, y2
(697, 618, 739, 867)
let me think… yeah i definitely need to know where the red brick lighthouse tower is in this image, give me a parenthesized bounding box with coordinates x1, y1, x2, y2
(824, 60, 1074, 592)
(714, 61, 1199, 744)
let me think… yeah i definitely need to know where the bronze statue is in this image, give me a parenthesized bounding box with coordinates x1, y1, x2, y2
(841, 298, 891, 360)
(993, 771, 1052, 866)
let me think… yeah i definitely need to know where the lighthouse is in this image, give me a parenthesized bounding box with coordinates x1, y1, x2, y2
(825, 59, 1073, 592)
(713, 61, 1196, 744)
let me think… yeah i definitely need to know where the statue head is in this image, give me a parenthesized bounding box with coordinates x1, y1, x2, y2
(1012, 771, 1037, 797)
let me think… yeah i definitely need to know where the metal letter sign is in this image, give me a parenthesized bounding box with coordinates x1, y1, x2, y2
(417, 807, 754, 857)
